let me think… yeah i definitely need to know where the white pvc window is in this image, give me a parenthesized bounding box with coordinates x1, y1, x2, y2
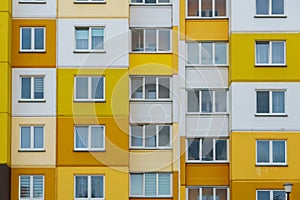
(256, 90, 286, 115)
(74, 76, 105, 101)
(130, 0, 171, 4)
(187, 187, 229, 200)
(20, 126, 44, 151)
(74, 125, 105, 151)
(75, 175, 104, 200)
(256, 140, 286, 165)
(187, 0, 227, 18)
(256, 0, 284, 16)
(19, 175, 44, 200)
(20, 27, 45, 52)
(255, 41, 285, 66)
(20, 76, 44, 101)
(257, 190, 286, 200)
(75, 27, 104, 51)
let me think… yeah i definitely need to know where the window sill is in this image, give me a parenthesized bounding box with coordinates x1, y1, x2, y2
(130, 3, 172, 6)
(19, 99, 46, 103)
(74, 149, 105, 152)
(18, 149, 45, 152)
(130, 51, 173, 54)
(19, 0, 46, 4)
(74, 0, 106, 4)
(186, 112, 229, 116)
(74, 100, 106, 103)
(73, 50, 106, 53)
(130, 147, 172, 150)
(186, 16, 228, 20)
(186, 64, 229, 68)
(254, 15, 287, 18)
(186, 160, 229, 163)
(130, 99, 172, 102)
(255, 114, 288, 117)
(19, 50, 46, 53)
(256, 164, 288, 167)
(255, 64, 287, 67)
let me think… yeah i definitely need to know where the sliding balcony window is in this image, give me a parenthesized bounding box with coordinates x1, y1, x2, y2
(187, 0, 226, 18)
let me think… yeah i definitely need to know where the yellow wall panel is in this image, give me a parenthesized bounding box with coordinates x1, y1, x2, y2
(0, 63, 11, 113)
(0, 13, 10, 63)
(179, 0, 186, 40)
(57, 68, 128, 117)
(0, 114, 10, 164)
(0, 0, 11, 13)
(180, 136, 186, 186)
(12, 19, 56, 68)
(230, 33, 300, 82)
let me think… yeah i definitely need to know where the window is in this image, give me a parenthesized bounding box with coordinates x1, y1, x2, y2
(130, 124, 171, 149)
(256, 140, 286, 165)
(130, 173, 172, 197)
(187, 187, 229, 200)
(20, 27, 45, 52)
(256, 0, 284, 16)
(20, 126, 44, 151)
(75, 125, 105, 151)
(257, 190, 286, 200)
(187, 42, 228, 66)
(131, 0, 171, 4)
(75, 175, 104, 200)
(187, 0, 226, 17)
(131, 29, 171, 52)
(187, 90, 227, 113)
(19, 175, 44, 200)
(74, 76, 105, 101)
(131, 77, 170, 100)
(20, 76, 44, 101)
(75, 27, 104, 51)
(255, 41, 285, 66)
(187, 138, 228, 162)
(256, 90, 285, 114)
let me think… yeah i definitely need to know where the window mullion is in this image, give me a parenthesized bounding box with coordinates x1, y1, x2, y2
(143, 125, 145, 148)
(212, 43, 215, 65)
(213, 187, 216, 200)
(156, 30, 159, 52)
(30, 176, 33, 198)
(199, 139, 202, 161)
(270, 141, 273, 163)
(212, 91, 216, 113)
(89, 28, 92, 50)
(156, 77, 159, 99)
(31, 126, 34, 149)
(269, 91, 273, 113)
(213, 139, 216, 161)
(88, 77, 91, 100)
(88, 176, 91, 199)
(143, 174, 146, 196)
(212, 0, 215, 17)
(31, 28, 34, 50)
(156, 173, 159, 196)
(199, 91, 202, 113)
(31, 77, 34, 100)
(156, 125, 159, 148)
(200, 188, 202, 200)
(199, 0, 202, 17)
(199, 43, 202, 65)
(269, 42, 272, 64)
(143, 29, 146, 51)
(269, 0, 272, 15)
(143, 77, 145, 99)
(88, 126, 91, 150)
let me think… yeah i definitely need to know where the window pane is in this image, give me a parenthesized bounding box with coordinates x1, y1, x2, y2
(272, 91, 285, 113)
(145, 173, 156, 196)
(188, 139, 200, 160)
(34, 127, 44, 149)
(158, 0, 170, 3)
(132, 29, 144, 51)
(130, 174, 143, 195)
(76, 28, 89, 50)
(145, 30, 157, 51)
(21, 127, 31, 148)
(272, 42, 284, 64)
(91, 77, 104, 100)
(257, 141, 269, 163)
(272, 0, 284, 14)
(33, 176, 43, 198)
(91, 28, 104, 50)
(20, 176, 30, 198)
(215, 0, 226, 16)
(145, 77, 156, 99)
(256, 42, 269, 64)
(202, 188, 213, 200)
(256, 0, 269, 14)
(201, 0, 212, 17)
(131, 126, 143, 147)
(76, 77, 88, 99)
(202, 139, 213, 161)
(216, 188, 227, 200)
(131, 0, 143, 2)
(188, 0, 199, 16)
(187, 43, 199, 64)
(257, 191, 270, 200)
(188, 91, 199, 112)
(215, 91, 227, 112)
(216, 140, 227, 160)
(201, 91, 212, 113)
(158, 77, 170, 99)
(145, 0, 156, 3)
(131, 77, 143, 99)
(257, 91, 270, 113)
(273, 141, 285, 163)
(158, 174, 170, 195)
(21, 77, 31, 99)
(188, 188, 200, 200)
(91, 176, 104, 198)
(22, 28, 31, 50)
(145, 125, 156, 147)
(34, 77, 44, 99)
(273, 191, 286, 200)
(91, 127, 104, 149)
(75, 176, 88, 198)
(158, 126, 170, 147)
(75, 127, 88, 149)
(34, 28, 44, 50)
(201, 43, 213, 64)
(158, 30, 170, 51)
(215, 43, 227, 64)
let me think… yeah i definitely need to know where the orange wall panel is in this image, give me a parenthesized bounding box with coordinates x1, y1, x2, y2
(180, 136, 186, 186)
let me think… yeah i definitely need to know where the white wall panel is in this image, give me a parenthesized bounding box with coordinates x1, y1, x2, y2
(13, 0, 56, 18)
(57, 19, 129, 68)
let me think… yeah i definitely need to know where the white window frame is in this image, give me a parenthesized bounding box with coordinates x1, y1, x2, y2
(74, 175, 105, 200)
(19, 125, 45, 151)
(255, 0, 285, 17)
(255, 41, 286, 66)
(256, 190, 286, 200)
(255, 90, 286, 115)
(187, 90, 228, 114)
(74, 76, 105, 102)
(256, 140, 287, 166)
(186, 187, 230, 200)
(186, 0, 228, 18)
(74, 0, 105, 3)
(130, 0, 171, 5)
(186, 42, 228, 66)
(19, 75, 45, 102)
(130, 124, 172, 149)
(186, 138, 229, 163)
(130, 173, 172, 197)
(19, 175, 44, 200)
(20, 27, 46, 52)
(74, 125, 105, 151)
(19, 0, 46, 3)
(74, 27, 105, 52)
(131, 28, 172, 53)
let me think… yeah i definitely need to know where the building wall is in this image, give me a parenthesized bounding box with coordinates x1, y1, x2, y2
(12, 0, 56, 18)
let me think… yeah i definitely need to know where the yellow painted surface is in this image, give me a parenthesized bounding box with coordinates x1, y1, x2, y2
(57, 117, 129, 166)
(0, 13, 11, 63)
(180, 136, 186, 186)
(0, 0, 11, 13)
(0, 114, 10, 165)
(230, 33, 300, 82)
(57, 68, 128, 117)
(180, 186, 186, 200)
(231, 132, 300, 180)
(12, 19, 56, 68)
(172, 26, 179, 74)
(0, 63, 11, 113)
(57, 167, 128, 200)
(172, 123, 179, 171)
(11, 117, 56, 167)
(58, 0, 128, 18)
(11, 168, 55, 200)
(185, 19, 229, 41)
(179, 0, 185, 40)
(186, 164, 229, 186)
